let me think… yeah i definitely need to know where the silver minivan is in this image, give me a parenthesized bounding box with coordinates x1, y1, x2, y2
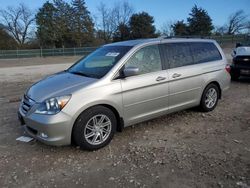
(18, 38, 231, 150)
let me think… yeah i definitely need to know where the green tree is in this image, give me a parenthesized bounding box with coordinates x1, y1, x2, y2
(172, 20, 188, 36)
(129, 12, 157, 39)
(36, 1, 57, 48)
(0, 24, 17, 50)
(113, 23, 130, 42)
(53, 0, 73, 47)
(187, 5, 214, 36)
(71, 0, 94, 47)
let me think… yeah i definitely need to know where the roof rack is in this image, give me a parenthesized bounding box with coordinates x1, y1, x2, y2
(159, 35, 211, 39)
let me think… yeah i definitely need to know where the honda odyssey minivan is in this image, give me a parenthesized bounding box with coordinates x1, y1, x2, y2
(18, 38, 231, 150)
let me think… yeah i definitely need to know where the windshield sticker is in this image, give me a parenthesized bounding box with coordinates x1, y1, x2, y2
(105, 52, 120, 57)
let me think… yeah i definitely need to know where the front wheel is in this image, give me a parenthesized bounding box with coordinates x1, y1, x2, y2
(73, 106, 117, 150)
(199, 84, 219, 112)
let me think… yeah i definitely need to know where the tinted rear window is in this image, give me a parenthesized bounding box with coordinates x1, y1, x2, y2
(162, 42, 222, 69)
(190, 42, 222, 64)
(162, 43, 193, 68)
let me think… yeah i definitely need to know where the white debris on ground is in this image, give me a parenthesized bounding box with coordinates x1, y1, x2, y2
(16, 136, 34, 143)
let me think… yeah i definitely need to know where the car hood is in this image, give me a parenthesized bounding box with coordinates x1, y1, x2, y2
(26, 72, 97, 102)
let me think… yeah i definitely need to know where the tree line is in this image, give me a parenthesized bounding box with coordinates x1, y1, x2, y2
(163, 6, 250, 37)
(0, 0, 249, 50)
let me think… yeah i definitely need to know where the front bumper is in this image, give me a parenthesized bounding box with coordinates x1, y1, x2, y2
(18, 108, 73, 146)
(231, 56, 250, 76)
(231, 64, 250, 76)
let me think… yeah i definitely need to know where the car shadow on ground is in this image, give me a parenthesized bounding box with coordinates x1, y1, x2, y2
(233, 76, 250, 83)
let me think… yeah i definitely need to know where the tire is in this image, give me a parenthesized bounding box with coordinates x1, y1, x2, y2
(199, 84, 219, 112)
(230, 71, 240, 81)
(73, 106, 117, 150)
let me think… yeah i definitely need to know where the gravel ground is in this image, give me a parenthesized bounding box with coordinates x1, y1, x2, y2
(0, 63, 72, 82)
(0, 52, 250, 188)
(0, 56, 81, 68)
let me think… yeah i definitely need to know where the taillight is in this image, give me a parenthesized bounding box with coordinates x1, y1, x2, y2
(225, 64, 231, 73)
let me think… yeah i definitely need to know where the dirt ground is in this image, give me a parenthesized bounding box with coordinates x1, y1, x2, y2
(0, 53, 250, 188)
(0, 56, 81, 68)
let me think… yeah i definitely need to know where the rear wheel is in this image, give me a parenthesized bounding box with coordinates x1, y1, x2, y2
(73, 106, 117, 150)
(200, 84, 219, 112)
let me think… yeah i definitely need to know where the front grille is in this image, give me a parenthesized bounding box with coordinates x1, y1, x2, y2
(233, 56, 250, 66)
(21, 95, 35, 114)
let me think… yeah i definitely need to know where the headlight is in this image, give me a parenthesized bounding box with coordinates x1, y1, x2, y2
(35, 95, 71, 115)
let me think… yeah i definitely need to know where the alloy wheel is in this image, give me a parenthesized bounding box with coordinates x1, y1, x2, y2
(84, 114, 112, 145)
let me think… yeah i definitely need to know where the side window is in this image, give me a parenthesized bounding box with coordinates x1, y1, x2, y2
(163, 43, 194, 69)
(190, 42, 222, 64)
(125, 45, 162, 75)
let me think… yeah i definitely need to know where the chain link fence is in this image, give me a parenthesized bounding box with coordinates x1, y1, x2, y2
(208, 35, 248, 47)
(0, 35, 248, 59)
(0, 47, 97, 59)
(171, 34, 248, 47)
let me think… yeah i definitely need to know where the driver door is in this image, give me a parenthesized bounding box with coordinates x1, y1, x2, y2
(120, 44, 169, 126)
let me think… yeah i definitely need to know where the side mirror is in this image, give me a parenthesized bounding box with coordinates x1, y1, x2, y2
(236, 43, 242, 48)
(123, 66, 139, 77)
(231, 50, 236, 57)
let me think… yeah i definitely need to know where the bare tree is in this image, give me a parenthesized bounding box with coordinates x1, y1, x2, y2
(97, 1, 134, 42)
(247, 21, 250, 34)
(97, 2, 114, 42)
(0, 3, 34, 46)
(161, 21, 174, 36)
(214, 25, 227, 35)
(112, 1, 134, 25)
(226, 10, 249, 35)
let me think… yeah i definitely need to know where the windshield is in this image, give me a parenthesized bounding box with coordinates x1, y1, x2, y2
(68, 46, 132, 79)
(241, 42, 250, 47)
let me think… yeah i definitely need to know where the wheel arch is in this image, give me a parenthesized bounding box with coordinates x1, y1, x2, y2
(71, 103, 124, 145)
(200, 80, 222, 105)
(100, 104, 124, 132)
(205, 81, 222, 99)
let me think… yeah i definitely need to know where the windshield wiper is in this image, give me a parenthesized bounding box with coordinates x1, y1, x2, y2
(69, 71, 90, 77)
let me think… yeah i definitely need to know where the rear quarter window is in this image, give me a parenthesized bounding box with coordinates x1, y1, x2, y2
(190, 42, 222, 64)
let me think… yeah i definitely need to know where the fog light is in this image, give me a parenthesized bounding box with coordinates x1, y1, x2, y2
(40, 133, 48, 138)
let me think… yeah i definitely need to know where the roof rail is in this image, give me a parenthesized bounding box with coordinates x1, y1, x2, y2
(158, 35, 174, 39)
(159, 35, 211, 39)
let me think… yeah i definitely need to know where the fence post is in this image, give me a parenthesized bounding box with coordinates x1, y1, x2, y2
(40, 47, 43, 57)
(74, 47, 76, 56)
(16, 48, 18, 58)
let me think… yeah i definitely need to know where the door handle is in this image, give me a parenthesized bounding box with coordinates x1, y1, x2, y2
(172, 73, 182, 78)
(156, 76, 166, 81)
